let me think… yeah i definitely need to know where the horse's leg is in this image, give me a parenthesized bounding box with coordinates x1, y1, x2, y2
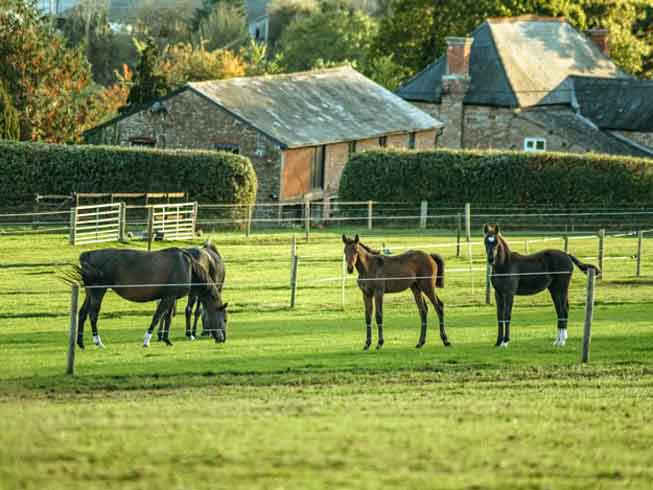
(194, 303, 203, 337)
(550, 286, 570, 347)
(495, 290, 505, 347)
(185, 295, 195, 340)
(374, 290, 384, 350)
(88, 289, 107, 348)
(77, 295, 90, 350)
(362, 292, 373, 350)
(161, 305, 174, 346)
(412, 285, 428, 348)
(501, 294, 514, 347)
(424, 288, 450, 347)
(143, 297, 175, 347)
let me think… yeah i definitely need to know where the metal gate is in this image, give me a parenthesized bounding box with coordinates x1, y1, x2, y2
(69, 203, 123, 245)
(150, 202, 197, 241)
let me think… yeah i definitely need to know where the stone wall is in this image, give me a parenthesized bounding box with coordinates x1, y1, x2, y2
(89, 89, 282, 203)
(415, 129, 437, 149)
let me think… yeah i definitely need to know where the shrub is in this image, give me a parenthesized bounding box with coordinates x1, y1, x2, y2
(0, 141, 257, 206)
(338, 149, 653, 206)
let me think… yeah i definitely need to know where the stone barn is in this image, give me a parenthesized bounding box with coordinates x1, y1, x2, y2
(85, 66, 443, 203)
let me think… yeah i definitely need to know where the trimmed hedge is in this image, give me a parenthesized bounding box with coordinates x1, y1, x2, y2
(339, 149, 653, 206)
(0, 141, 257, 206)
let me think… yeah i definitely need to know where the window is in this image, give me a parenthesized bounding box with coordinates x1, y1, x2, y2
(214, 143, 240, 155)
(129, 137, 156, 147)
(311, 145, 326, 190)
(255, 134, 266, 156)
(348, 141, 357, 155)
(379, 136, 387, 147)
(409, 132, 416, 149)
(524, 138, 546, 152)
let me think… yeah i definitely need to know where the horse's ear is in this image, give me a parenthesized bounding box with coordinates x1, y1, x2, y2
(483, 224, 491, 234)
(354, 234, 359, 243)
(494, 224, 500, 234)
(341, 234, 348, 244)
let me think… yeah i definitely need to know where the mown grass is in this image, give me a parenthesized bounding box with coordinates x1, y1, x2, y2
(1, 227, 652, 489)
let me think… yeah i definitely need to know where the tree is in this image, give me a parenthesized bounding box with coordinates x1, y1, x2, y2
(195, 2, 248, 50)
(276, 2, 379, 72)
(157, 43, 247, 88)
(239, 40, 284, 76)
(0, 80, 20, 141)
(0, 0, 101, 142)
(121, 37, 170, 113)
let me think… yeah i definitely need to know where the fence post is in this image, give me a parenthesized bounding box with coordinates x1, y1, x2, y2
(464, 203, 471, 243)
(68, 207, 76, 245)
(581, 268, 596, 363)
(456, 213, 462, 257)
(485, 264, 492, 305)
(341, 253, 346, 310)
(636, 230, 643, 277)
(304, 196, 310, 242)
(245, 204, 253, 238)
(290, 236, 298, 308)
(419, 200, 428, 229)
(597, 228, 605, 278)
(192, 202, 199, 237)
(563, 235, 569, 253)
(119, 202, 127, 242)
(367, 200, 373, 230)
(66, 284, 79, 375)
(147, 206, 154, 252)
(524, 240, 530, 254)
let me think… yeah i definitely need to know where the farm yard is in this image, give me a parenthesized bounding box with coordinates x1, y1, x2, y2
(1, 219, 653, 490)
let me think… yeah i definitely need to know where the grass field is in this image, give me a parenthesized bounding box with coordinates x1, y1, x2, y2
(1, 227, 652, 489)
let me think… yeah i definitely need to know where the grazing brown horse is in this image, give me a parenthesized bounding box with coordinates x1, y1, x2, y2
(157, 240, 226, 341)
(483, 224, 599, 347)
(342, 234, 449, 350)
(71, 247, 228, 349)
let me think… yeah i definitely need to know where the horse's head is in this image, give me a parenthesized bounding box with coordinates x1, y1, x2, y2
(483, 223, 501, 265)
(342, 234, 360, 273)
(201, 294, 229, 343)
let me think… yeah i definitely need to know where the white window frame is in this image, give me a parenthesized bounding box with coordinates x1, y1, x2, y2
(524, 138, 546, 152)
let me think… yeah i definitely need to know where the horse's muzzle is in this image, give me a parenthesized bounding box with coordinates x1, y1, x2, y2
(347, 265, 354, 274)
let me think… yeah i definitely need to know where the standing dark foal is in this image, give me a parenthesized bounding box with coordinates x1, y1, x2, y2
(342, 234, 450, 350)
(483, 224, 599, 347)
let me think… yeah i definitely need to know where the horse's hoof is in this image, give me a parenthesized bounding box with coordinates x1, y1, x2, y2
(443, 341, 452, 347)
(77, 342, 85, 350)
(164, 339, 173, 346)
(376, 343, 384, 350)
(415, 342, 424, 349)
(143, 344, 148, 348)
(500, 341, 509, 348)
(363, 343, 371, 351)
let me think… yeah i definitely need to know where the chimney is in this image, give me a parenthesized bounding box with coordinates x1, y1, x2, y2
(445, 37, 473, 77)
(585, 28, 609, 56)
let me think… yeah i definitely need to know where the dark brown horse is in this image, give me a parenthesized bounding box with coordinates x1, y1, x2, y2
(72, 247, 228, 349)
(157, 240, 226, 341)
(342, 234, 449, 350)
(483, 224, 599, 347)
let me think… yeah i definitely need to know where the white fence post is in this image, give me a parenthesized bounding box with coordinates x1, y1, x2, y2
(581, 268, 596, 363)
(119, 202, 127, 242)
(485, 264, 492, 305)
(419, 200, 428, 229)
(68, 207, 76, 245)
(66, 284, 79, 375)
(290, 236, 298, 308)
(304, 196, 310, 242)
(597, 229, 605, 278)
(636, 230, 643, 277)
(147, 207, 154, 251)
(367, 200, 373, 230)
(464, 202, 471, 243)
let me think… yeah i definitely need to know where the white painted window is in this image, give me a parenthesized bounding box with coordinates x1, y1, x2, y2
(524, 138, 546, 152)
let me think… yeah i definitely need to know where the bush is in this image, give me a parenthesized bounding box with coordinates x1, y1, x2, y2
(338, 149, 653, 206)
(0, 141, 257, 206)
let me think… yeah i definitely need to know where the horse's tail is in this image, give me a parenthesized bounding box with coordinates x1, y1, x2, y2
(568, 254, 601, 278)
(61, 260, 104, 287)
(430, 253, 445, 288)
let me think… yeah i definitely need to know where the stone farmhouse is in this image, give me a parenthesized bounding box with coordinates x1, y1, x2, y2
(397, 16, 653, 158)
(85, 67, 443, 203)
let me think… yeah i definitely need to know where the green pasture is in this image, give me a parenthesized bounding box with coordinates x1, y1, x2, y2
(0, 227, 652, 490)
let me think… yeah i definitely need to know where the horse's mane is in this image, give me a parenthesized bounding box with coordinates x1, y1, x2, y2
(185, 252, 220, 300)
(203, 239, 220, 258)
(358, 241, 381, 255)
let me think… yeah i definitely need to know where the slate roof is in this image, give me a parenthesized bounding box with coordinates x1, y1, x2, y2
(398, 16, 629, 108)
(188, 66, 442, 148)
(517, 108, 653, 158)
(570, 76, 653, 132)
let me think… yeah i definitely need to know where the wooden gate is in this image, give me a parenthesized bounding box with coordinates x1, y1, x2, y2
(150, 202, 197, 241)
(69, 203, 124, 245)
